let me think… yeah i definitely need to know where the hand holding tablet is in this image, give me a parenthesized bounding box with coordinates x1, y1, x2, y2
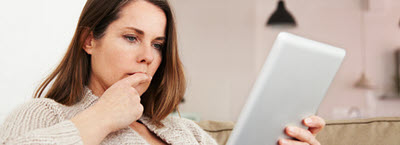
(227, 32, 346, 145)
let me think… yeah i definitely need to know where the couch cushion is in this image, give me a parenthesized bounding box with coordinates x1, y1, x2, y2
(316, 117, 400, 145)
(196, 120, 235, 145)
(198, 117, 400, 145)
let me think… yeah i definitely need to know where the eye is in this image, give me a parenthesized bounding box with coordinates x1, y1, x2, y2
(152, 43, 164, 50)
(124, 35, 137, 42)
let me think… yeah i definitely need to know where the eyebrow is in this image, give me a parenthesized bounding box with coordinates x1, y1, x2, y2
(125, 26, 166, 41)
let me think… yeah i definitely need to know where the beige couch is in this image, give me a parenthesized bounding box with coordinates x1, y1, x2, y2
(197, 117, 400, 145)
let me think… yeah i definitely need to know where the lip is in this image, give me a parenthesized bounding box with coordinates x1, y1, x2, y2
(128, 72, 146, 75)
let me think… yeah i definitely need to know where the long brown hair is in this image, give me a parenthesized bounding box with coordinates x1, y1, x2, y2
(34, 0, 185, 127)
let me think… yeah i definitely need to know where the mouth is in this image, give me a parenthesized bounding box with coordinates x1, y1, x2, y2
(127, 72, 146, 76)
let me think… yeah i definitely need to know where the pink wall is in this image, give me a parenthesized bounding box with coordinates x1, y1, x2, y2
(255, 0, 400, 120)
(171, 0, 257, 121)
(171, 0, 400, 121)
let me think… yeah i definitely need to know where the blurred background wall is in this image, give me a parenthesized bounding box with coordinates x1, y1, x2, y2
(0, 0, 87, 123)
(172, 0, 400, 121)
(1, 0, 400, 123)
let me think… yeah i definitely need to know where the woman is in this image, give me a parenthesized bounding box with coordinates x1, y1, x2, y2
(0, 0, 325, 144)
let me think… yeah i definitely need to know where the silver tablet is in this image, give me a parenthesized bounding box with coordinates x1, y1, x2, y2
(227, 32, 345, 145)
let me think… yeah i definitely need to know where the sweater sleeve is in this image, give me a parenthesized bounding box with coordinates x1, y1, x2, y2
(180, 118, 218, 145)
(0, 98, 83, 145)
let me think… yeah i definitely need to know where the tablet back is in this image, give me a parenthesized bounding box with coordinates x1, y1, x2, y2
(227, 32, 346, 145)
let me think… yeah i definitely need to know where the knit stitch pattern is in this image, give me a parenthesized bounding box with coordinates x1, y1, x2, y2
(0, 88, 217, 145)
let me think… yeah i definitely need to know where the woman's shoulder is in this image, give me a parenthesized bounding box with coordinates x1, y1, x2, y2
(26, 97, 62, 106)
(18, 98, 65, 115)
(163, 115, 218, 144)
(164, 115, 208, 135)
(165, 115, 199, 126)
(0, 98, 69, 137)
(20, 97, 61, 106)
(3, 98, 66, 125)
(141, 115, 204, 134)
(0, 98, 83, 144)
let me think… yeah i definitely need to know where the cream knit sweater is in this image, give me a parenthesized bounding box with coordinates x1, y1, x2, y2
(0, 88, 218, 145)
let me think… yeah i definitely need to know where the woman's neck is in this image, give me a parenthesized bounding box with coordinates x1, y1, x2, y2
(87, 74, 108, 97)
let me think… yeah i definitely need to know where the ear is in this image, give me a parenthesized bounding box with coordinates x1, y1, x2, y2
(82, 29, 95, 55)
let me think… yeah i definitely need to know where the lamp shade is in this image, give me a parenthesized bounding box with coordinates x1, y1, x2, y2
(267, 0, 297, 26)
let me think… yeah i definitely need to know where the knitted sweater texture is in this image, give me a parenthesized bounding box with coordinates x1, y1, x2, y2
(0, 88, 217, 145)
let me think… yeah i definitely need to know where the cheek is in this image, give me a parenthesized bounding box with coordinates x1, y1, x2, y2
(92, 43, 133, 84)
(102, 37, 135, 70)
(111, 50, 134, 69)
(149, 53, 162, 75)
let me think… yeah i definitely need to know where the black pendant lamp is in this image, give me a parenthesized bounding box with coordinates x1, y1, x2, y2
(267, 0, 297, 27)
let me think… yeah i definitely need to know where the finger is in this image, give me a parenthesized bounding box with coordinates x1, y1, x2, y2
(137, 104, 144, 114)
(303, 116, 326, 128)
(285, 126, 319, 145)
(123, 73, 152, 87)
(278, 139, 310, 145)
(303, 116, 326, 135)
(127, 88, 140, 100)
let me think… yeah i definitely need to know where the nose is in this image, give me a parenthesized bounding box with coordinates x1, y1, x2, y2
(136, 44, 154, 64)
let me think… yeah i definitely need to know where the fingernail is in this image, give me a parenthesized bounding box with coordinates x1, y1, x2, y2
(305, 118, 313, 125)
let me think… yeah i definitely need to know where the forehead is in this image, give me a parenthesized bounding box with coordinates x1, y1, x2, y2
(113, 0, 167, 36)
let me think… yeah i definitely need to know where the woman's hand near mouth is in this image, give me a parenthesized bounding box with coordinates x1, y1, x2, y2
(71, 73, 152, 145)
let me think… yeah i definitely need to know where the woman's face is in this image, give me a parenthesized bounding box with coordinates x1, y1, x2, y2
(84, 0, 166, 96)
